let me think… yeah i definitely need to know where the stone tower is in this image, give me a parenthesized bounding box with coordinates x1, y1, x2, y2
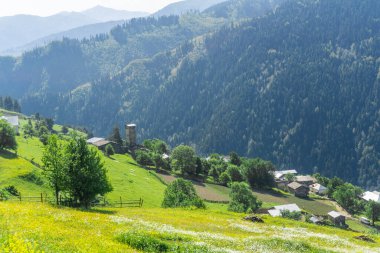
(125, 123, 137, 147)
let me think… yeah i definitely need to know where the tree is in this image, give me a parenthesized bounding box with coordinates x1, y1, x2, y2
(23, 119, 34, 139)
(365, 200, 380, 226)
(332, 183, 364, 214)
(226, 165, 244, 182)
(42, 135, 66, 205)
(109, 126, 123, 150)
(135, 150, 154, 166)
(162, 179, 205, 208)
(228, 182, 262, 213)
(229, 151, 241, 166)
(65, 136, 112, 208)
(105, 144, 115, 157)
(327, 177, 345, 197)
(152, 153, 169, 171)
(219, 172, 231, 186)
(242, 158, 275, 189)
(0, 120, 17, 151)
(143, 139, 168, 155)
(171, 145, 196, 175)
(284, 173, 296, 182)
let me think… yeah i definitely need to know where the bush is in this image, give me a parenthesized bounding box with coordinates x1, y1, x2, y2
(162, 179, 205, 209)
(4, 185, 20, 196)
(281, 210, 302, 220)
(135, 150, 154, 166)
(228, 182, 262, 213)
(117, 232, 169, 252)
(219, 172, 231, 186)
(105, 144, 115, 156)
(226, 165, 244, 182)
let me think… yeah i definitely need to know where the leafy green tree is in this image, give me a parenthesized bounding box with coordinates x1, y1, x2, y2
(152, 153, 169, 171)
(135, 150, 154, 166)
(229, 151, 241, 166)
(327, 177, 345, 197)
(105, 144, 115, 157)
(109, 126, 123, 150)
(228, 182, 262, 213)
(365, 200, 380, 226)
(242, 158, 275, 189)
(332, 183, 364, 214)
(23, 119, 34, 139)
(313, 173, 330, 187)
(42, 135, 66, 205)
(227, 165, 244, 182)
(219, 172, 231, 186)
(171, 145, 196, 175)
(143, 139, 168, 155)
(65, 136, 113, 208)
(162, 178, 205, 208)
(0, 120, 17, 151)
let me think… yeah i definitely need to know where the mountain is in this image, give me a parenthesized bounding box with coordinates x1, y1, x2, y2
(153, 0, 227, 16)
(50, 0, 379, 188)
(82, 5, 148, 22)
(0, 13, 227, 98)
(0, 6, 148, 55)
(204, 0, 284, 19)
(1, 20, 125, 56)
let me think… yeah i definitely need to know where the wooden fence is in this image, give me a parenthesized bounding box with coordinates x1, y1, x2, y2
(1, 193, 143, 208)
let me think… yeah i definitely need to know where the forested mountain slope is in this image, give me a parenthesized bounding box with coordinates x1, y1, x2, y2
(0, 14, 226, 100)
(55, 0, 379, 188)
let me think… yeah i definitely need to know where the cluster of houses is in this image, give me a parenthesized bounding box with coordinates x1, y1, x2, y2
(0, 115, 19, 134)
(267, 203, 347, 227)
(275, 169, 327, 198)
(270, 169, 346, 227)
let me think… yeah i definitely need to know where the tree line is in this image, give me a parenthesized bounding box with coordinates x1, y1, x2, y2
(0, 96, 21, 113)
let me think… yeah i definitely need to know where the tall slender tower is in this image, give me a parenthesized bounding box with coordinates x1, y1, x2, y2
(125, 123, 137, 147)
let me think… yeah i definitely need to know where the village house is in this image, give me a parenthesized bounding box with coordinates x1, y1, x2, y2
(328, 211, 346, 226)
(268, 204, 301, 217)
(1, 115, 19, 134)
(274, 170, 298, 181)
(87, 137, 120, 152)
(295, 175, 316, 186)
(361, 191, 380, 203)
(310, 183, 328, 195)
(287, 181, 309, 198)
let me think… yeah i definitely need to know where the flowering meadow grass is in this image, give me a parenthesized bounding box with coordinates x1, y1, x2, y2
(0, 202, 379, 252)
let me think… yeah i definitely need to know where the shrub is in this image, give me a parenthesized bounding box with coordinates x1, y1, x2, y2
(226, 165, 244, 182)
(228, 182, 262, 213)
(4, 185, 20, 196)
(280, 210, 302, 220)
(219, 172, 231, 186)
(105, 144, 115, 156)
(117, 231, 169, 252)
(135, 150, 154, 166)
(162, 179, 205, 209)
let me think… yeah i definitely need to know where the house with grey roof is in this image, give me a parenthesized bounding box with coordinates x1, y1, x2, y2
(287, 181, 309, 198)
(328, 211, 346, 226)
(268, 204, 301, 217)
(1, 115, 19, 134)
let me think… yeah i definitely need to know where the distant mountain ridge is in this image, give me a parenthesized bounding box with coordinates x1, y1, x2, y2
(0, 6, 148, 55)
(153, 0, 228, 16)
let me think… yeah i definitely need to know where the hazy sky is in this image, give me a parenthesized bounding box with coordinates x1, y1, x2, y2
(0, 0, 182, 17)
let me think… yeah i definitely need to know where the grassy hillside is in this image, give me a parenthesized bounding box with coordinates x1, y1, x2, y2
(0, 202, 379, 252)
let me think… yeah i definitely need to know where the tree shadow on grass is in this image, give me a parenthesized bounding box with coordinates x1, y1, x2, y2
(0, 150, 17, 159)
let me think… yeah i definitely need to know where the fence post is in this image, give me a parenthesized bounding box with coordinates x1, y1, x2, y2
(41, 193, 43, 203)
(104, 197, 106, 206)
(59, 195, 62, 206)
(139, 198, 142, 207)
(19, 194, 22, 202)
(120, 196, 122, 208)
